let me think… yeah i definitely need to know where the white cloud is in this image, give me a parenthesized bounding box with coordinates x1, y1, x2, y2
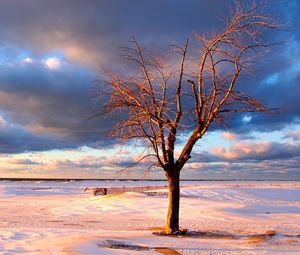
(23, 57, 33, 64)
(264, 73, 279, 85)
(242, 115, 252, 123)
(44, 57, 61, 70)
(0, 115, 6, 126)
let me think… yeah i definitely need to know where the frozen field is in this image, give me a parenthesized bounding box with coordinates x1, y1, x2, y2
(0, 180, 299, 254)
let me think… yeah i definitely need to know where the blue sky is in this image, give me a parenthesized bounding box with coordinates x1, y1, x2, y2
(0, 0, 299, 179)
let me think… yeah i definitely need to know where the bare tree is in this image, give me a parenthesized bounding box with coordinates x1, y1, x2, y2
(98, 1, 278, 234)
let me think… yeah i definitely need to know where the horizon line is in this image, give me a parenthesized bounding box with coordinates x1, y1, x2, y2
(0, 178, 299, 182)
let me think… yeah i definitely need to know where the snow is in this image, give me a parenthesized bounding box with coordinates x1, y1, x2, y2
(0, 180, 299, 254)
(0, 180, 169, 197)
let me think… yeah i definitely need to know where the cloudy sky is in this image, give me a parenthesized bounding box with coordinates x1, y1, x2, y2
(0, 0, 299, 179)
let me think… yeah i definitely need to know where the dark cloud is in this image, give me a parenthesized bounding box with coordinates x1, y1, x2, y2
(185, 140, 300, 180)
(0, 0, 232, 68)
(0, 61, 117, 153)
(9, 159, 40, 165)
(183, 159, 300, 180)
(0, 0, 299, 155)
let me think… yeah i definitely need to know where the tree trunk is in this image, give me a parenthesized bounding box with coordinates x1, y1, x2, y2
(165, 167, 180, 234)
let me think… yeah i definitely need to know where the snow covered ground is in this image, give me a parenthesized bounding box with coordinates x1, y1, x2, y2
(0, 180, 299, 254)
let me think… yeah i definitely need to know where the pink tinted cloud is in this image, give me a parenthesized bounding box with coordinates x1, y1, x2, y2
(284, 130, 300, 140)
(209, 141, 300, 161)
(222, 132, 238, 141)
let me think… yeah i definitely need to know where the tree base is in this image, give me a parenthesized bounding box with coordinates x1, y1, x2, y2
(152, 228, 188, 236)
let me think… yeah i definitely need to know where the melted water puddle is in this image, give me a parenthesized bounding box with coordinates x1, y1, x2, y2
(98, 239, 182, 254)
